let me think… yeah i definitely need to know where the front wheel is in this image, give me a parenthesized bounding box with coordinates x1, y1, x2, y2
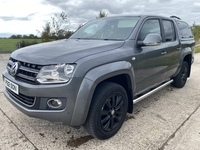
(83, 82, 128, 140)
(172, 61, 189, 88)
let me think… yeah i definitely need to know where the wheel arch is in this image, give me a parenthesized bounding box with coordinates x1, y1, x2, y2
(70, 61, 135, 126)
(183, 54, 192, 77)
(100, 74, 134, 114)
(174, 47, 193, 78)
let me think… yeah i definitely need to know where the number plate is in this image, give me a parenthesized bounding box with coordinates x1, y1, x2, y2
(4, 78, 19, 95)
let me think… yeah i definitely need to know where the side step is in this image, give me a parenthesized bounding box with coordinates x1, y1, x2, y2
(133, 80, 173, 104)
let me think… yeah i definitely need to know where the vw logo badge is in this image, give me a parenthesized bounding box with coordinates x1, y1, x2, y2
(10, 62, 19, 76)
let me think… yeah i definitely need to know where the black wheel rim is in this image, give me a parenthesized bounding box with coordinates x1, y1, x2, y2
(100, 94, 124, 132)
(181, 65, 188, 85)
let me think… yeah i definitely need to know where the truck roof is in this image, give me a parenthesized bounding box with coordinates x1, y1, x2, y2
(103, 15, 181, 21)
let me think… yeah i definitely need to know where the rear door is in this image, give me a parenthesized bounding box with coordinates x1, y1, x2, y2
(161, 19, 180, 78)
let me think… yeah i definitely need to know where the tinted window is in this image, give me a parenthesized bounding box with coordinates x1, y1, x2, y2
(163, 20, 176, 42)
(139, 19, 161, 41)
(177, 21, 193, 38)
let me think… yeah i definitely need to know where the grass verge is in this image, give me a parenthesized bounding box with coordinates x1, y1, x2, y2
(0, 39, 43, 53)
(195, 46, 200, 53)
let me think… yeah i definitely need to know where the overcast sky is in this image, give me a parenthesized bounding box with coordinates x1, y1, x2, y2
(0, 0, 200, 37)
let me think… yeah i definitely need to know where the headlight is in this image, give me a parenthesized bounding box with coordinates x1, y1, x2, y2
(36, 64, 75, 84)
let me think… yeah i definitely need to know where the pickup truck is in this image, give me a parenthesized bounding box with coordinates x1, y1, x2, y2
(2, 15, 195, 140)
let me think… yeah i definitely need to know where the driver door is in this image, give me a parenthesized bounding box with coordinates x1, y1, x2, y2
(134, 19, 168, 94)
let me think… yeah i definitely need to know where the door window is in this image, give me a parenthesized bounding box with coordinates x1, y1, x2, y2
(163, 20, 176, 42)
(177, 21, 193, 38)
(138, 19, 161, 41)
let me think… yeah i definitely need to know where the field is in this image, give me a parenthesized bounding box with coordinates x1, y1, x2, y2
(0, 39, 43, 53)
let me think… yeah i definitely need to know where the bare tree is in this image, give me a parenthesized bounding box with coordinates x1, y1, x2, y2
(40, 12, 73, 41)
(50, 12, 68, 39)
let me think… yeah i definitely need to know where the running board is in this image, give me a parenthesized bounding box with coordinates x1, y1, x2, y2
(133, 80, 173, 104)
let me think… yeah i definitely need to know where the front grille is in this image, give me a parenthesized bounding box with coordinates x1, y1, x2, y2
(6, 88, 36, 107)
(7, 57, 43, 84)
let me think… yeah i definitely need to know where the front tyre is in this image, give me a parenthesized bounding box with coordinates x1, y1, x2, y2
(172, 61, 189, 88)
(84, 82, 128, 140)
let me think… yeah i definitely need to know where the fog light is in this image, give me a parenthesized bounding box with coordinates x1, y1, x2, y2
(47, 99, 62, 108)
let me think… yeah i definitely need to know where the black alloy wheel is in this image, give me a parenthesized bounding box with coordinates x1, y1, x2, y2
(172, 61, 189, 88)
(100, 94, 125, 132)
(83, 82, 128, 140)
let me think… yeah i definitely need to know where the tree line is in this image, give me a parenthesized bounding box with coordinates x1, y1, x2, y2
(9, 34, 38, 39)
(9, 19, 200, 43)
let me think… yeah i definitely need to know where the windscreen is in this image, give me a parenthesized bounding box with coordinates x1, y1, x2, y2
(70, 17, 139, 40)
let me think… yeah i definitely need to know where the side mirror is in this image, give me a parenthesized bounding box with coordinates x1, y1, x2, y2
(138, 33, 162, 46)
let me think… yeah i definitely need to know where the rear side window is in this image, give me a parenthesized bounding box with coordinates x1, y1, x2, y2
(138, 19, 161, 41)
(177, 21, 193, 38)
(163, 20, 176, 42)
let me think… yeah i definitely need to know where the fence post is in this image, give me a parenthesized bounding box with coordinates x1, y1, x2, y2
(17, 42, 21, 49)
(4, 43, 6, 51)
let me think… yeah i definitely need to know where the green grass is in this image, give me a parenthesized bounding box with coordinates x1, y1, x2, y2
(0, 39, 43, 53)
(195, 46, 200, 53)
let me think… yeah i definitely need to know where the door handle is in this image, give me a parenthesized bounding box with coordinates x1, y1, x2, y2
(161, 51, 167, 55)
(177, 47, 181, 51)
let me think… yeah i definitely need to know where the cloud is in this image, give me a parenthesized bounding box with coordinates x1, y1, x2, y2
(0, 0, 200, 36)
(42, 0, 200, 30)
(194, 2, 200, 7)
(0, 15, 34, 21)
(0, 0, 61, 36)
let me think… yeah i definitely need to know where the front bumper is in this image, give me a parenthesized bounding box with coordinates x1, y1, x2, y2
(2, 70, 84, 126)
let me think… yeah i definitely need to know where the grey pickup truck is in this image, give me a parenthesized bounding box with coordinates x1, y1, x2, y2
(2, 15, 195, 139)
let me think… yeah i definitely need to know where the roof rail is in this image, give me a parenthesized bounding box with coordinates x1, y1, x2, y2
(170, 16, 181, 20)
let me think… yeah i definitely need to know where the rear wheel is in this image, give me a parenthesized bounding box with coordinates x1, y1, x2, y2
(83, 82, 128, 140)
(172, 61, 189, 88)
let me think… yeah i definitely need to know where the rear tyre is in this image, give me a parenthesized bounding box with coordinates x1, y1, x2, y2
(172, 61, 189, 88)
(83, 82, 128, 140)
